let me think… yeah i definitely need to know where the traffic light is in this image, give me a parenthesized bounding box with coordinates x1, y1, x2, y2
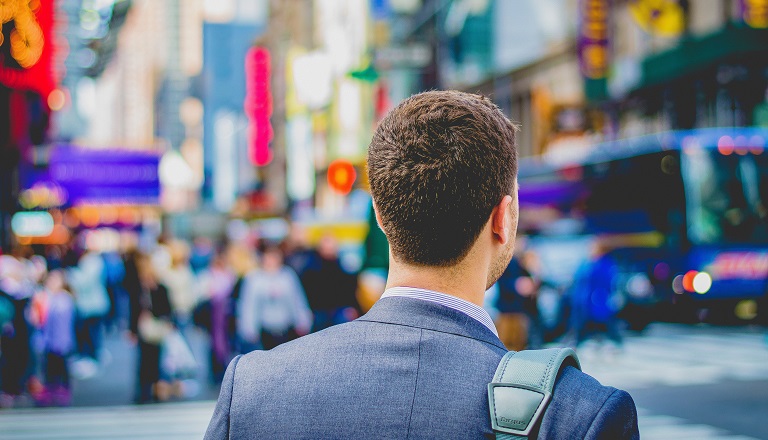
(327, 159, 356, 195)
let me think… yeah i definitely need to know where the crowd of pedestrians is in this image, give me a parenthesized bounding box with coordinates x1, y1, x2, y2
(0, 228, 361, 408)
(0, 244, 117, 408)
(0, 219, 631, 409)
(486, 237, 627, 352)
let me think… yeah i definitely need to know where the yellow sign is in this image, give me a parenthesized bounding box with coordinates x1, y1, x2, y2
(743, 0, 768, 28)
(579, 0, 610, 79)
(629, 0, 685, 37)
(0, 0, 45, 68)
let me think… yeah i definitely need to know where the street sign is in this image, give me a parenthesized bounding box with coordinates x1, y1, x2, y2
(374, 44, 432, 69)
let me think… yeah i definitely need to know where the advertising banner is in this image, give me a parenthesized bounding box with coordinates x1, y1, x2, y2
(22, 145, 160, 206)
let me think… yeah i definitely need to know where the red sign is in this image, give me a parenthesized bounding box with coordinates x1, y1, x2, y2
(0, 0, 57, 98)
(327, 159, 356, 195)
(244, 47, 273, 166)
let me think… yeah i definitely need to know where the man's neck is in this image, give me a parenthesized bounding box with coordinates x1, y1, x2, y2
(385, 258, 488, 307)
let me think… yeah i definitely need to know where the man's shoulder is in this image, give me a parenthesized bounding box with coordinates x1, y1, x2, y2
(555, 364, 617, 401)
(233, 321, 376, 372)
(542, 365, 638, 439)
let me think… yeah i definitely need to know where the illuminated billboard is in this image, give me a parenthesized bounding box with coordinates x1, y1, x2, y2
(21, 145, 160, 206)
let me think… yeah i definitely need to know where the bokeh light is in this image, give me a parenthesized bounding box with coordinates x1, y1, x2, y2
(692, 272, 712, 294)
(47, 88, 66, 110)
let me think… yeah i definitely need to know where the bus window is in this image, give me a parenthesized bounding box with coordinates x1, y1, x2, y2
(682, 149, 768, 245)
(582, 152, 685, 244)
(519, 151, 686, 245)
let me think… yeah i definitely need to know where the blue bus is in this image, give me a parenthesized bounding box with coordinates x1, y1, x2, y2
(519, 128, 768, 329)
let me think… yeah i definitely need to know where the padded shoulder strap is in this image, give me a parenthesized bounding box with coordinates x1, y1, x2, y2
(488, 348, 581, 439)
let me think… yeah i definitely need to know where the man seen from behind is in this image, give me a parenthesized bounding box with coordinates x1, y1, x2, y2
(205, 90, 639, 439)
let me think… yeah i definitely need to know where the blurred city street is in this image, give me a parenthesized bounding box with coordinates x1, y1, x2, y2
(1, 323, 767, 439)
(581, 324, 768, 440)
(2, 0, 768, 437)
(0, 401, 215, 440)
(65, 327, 220, 407)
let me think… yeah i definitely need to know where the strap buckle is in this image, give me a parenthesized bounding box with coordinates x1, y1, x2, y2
(487, 382, 552, 437)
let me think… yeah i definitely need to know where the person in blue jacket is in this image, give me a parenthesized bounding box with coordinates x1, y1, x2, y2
(569, 238, 624, 349)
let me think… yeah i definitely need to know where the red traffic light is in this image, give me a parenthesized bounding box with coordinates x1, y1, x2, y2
(327, 159, 356, 194)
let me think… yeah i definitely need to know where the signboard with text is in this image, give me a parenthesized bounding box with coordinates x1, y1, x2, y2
(21, 145, 160, 206)
(578, 0, 610, 80)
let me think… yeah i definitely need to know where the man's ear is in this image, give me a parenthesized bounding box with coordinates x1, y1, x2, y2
(491, 195, 514, 245)
(372, 201, 386, 233)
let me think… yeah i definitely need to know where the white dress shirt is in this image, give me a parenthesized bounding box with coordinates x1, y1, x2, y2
(380, 286, 498, 336)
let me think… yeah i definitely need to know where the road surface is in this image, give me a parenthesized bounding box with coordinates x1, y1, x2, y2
(0, 323, 766, 439)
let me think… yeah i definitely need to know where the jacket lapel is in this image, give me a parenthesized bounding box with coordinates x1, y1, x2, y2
(357, 296, 507, 351)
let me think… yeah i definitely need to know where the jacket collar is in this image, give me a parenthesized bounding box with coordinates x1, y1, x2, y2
(357, 296, 507, 351)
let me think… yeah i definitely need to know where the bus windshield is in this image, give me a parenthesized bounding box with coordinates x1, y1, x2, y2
(682, 149, 768, 245)
(519, 151, 686, 242)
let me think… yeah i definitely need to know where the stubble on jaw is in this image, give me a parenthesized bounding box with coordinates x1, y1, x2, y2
(486, 231, 515, 290)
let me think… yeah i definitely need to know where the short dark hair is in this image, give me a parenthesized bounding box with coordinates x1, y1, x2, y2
(367, 90, 518, 267)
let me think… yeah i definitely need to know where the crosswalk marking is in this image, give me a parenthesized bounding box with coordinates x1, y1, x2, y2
(1, 401, 758, 440)
(571, 324, 768, 390)
(0, 324, 764, 439)
(637, 410, 759, 440)
(0, 401, 215, 440)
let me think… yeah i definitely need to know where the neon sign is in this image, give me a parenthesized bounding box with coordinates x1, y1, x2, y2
(706, 252, 768, 280)
(244, 46, 273, 166)
(0, 0, 56, 97)
(578, 0, 610, 80)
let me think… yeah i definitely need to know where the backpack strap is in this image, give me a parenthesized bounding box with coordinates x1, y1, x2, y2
(488, 348, 581, 439)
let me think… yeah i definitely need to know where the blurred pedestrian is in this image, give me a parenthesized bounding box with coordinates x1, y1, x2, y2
(123, 246, 142, 338)
(44, 245, 64, 271)
(0, 255, 34, 408)
(301, 235, 359, 332)
(68, 250, 109, 369)
(130, 253, 173, 404)
(190, 237, 215, 274)
(25, 254, 48, 396)
(236, 244, 312, 351)
(568, 238, 624, 350)
(283, 224, 313, 277)
(520, 249, 545, 348)
(225, 243, 257, 352)
(38, 270, 76, 406)
(161, 240, 199, 330)
(150, 236, 172, 276)
(27, 255, 48, 288)
(102, 248, 126, 332)
(60, 238, 81, 269)
(494, 252, 538, 351)
(198, 249, 236, 382)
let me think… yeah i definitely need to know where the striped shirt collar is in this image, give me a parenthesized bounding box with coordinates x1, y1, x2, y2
(380, 287, 498, 337)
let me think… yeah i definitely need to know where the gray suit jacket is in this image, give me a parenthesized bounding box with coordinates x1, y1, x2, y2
(205, 296, 639, 439)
